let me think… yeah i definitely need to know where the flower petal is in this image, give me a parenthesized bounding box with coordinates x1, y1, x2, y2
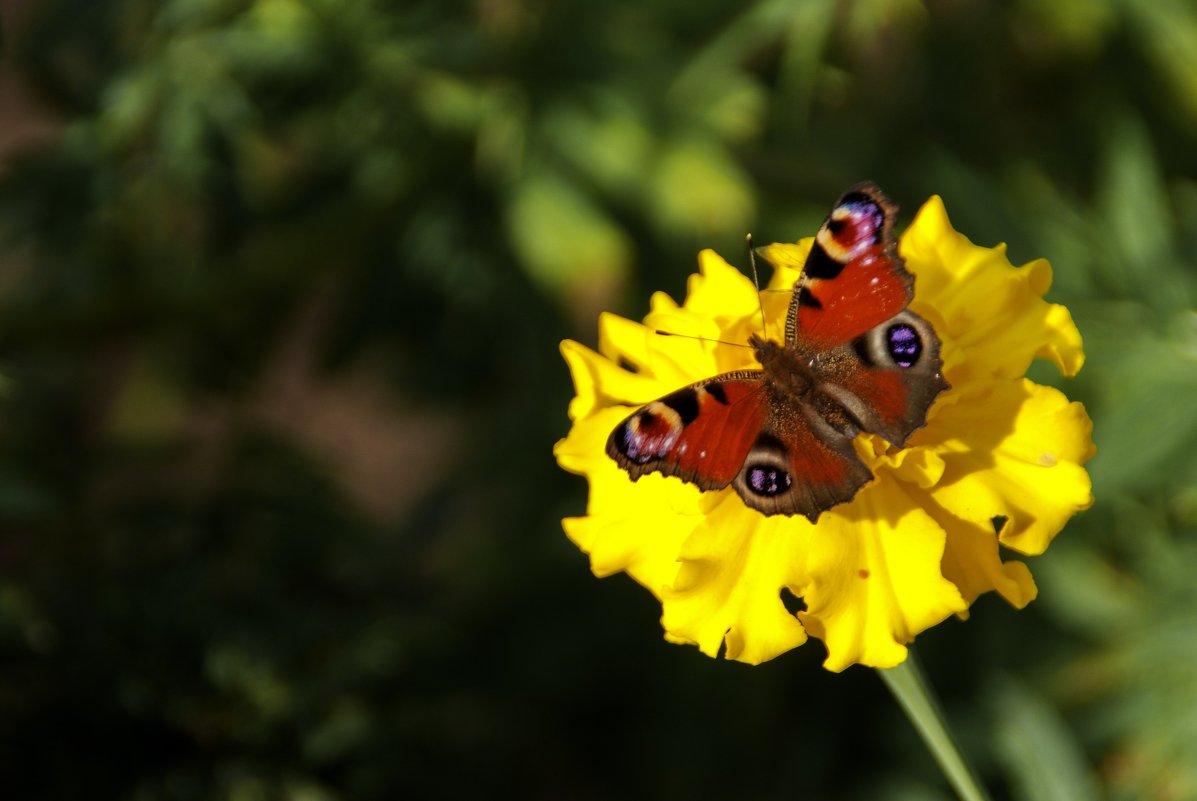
(556, 406, 704, 591)
(866, 436, 946, 489)
(756, 241, 811, 278)
(679, 249, 762, 321)
(932, 504, 1038, 610)
(595, 312, 705, 392)
(902, 196, 1085, 383)
(797, 480, 967, 671)
(560, 338, 665, 419)
(641, 250, 767, 373)
(926, 378, 1094, 555)
(660, 495, 810, 664)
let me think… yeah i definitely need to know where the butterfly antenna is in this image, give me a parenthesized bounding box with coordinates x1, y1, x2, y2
(746, 233, 767, 335)
(652, 330, 753, 349)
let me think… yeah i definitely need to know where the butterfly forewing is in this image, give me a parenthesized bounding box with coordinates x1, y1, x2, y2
(607, 375, 769, 490)
(783, 184, 913, 348)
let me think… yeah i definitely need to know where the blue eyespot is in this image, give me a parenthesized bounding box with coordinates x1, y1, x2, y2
(886, 323, 921, 368)
(747, 464, 792, 497)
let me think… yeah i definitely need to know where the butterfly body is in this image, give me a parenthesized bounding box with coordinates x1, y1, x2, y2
(608, 184, 948, 521)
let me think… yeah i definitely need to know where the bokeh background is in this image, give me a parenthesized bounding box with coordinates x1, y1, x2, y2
(1, 1, 1195, 799)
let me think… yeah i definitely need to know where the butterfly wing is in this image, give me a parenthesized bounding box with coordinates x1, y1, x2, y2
(608, 372, 873, 520)
(818, 308, 948, 446)
(781, 183, 913, 348)
(769, 183, 948, 447)
(607, 373, 770, 490)
(730, 399, 874, 521)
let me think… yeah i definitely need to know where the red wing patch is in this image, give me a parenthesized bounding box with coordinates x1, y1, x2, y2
(835, 368, 911, 435)
(784, 422, 860, 488)
(798, 247, 912, 347)
(732, 411, 873, 521)
(607, 376, 768, 490)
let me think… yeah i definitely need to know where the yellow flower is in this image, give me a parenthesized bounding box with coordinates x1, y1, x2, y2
(554, 194, 1094, 671)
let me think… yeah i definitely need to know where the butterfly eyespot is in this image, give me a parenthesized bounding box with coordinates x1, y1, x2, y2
(746, 464, 792, 497)
(616, 406, 682, 464)
(885, 322, 922, 368)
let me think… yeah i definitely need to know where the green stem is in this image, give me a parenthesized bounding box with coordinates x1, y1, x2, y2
(878, 651, 993, 801)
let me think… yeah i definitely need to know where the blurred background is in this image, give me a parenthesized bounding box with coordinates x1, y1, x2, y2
(0, 1, 1195, 799)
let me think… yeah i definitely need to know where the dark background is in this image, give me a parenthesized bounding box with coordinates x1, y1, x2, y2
(1, 1, 1195, 799)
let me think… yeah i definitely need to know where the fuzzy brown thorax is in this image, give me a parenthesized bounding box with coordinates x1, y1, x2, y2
(749, 334, 815, 396)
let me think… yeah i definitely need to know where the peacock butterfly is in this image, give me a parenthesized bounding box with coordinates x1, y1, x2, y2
(606, 183, 949, 521)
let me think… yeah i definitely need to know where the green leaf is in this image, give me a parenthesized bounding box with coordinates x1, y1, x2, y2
(648, 137, 755, 237)
(990, 676, 1103, 801)
(506, 169, 631, 297)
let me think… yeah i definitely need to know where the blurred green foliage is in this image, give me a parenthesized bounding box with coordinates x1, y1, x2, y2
(0, 0, 1195, 799)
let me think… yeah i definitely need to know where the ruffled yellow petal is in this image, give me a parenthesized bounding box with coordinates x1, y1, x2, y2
(926, 379, 1094, 555)
(642, 251, 777, 373)
(555, 406, 702, 591)
(797, 481, 967, 671)
(932, 504, 1038, 610)
(677, 249, 762, 322)
(864, 435, 946, 488)
(651, 468, 970, 670)
(755, 241, 810, 275)
(902, 196, 1085, 384)
(560, 338, 661, 419)
(660, 496, 810, 664)
(756, 241, 809, 339)
(870, 425, 1040, 613)
(596, 312, 667, 378)
(595, 312, 704, 393)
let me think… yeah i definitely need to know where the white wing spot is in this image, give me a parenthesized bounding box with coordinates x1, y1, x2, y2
(1038, 452, 1057, 467)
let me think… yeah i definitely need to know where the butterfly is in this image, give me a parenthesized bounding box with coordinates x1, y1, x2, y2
(606, 183, 949, 521)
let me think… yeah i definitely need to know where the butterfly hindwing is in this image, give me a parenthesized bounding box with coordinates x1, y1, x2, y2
(732, 402, 873, 521)
(607, 375, 769, 490)
(818, 308, 949, 447)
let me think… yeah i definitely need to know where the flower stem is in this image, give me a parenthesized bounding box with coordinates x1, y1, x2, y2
(878, 651, 993, 801)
